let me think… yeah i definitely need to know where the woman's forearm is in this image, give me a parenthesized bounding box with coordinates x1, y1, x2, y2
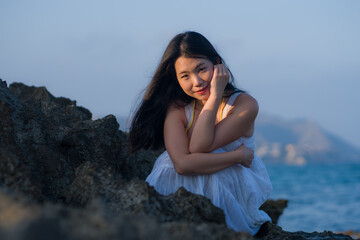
(173, 149, 243, 175)
(189, 64, 230, 153)
(189, 94, 221, 153)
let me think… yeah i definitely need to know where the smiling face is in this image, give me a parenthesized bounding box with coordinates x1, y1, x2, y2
(174, 56, 214, 103)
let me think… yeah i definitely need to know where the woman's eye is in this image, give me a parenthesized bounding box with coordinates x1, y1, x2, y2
(181, 75, 189, 79)
(199, 67, 206, 72)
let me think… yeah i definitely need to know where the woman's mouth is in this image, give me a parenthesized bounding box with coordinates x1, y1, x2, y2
(196, 85, 208, 95)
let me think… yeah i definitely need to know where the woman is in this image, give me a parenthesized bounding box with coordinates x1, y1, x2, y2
(129, 31, 272, 235)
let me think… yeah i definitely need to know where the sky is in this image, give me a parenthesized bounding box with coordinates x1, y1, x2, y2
(1, 0, 359, 148)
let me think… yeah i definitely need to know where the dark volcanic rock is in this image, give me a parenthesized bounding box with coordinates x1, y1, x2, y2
(0, 79, 354, 240)
(255, 222, 353, 240)
(120, 148, 161, 181)
(260, 199, 288, 225)
(114, 181, 226, 224)
(60, 115, 127, 171)
(0, 189, 252, 240)
(1, 81, 43, 201)
(60, 160, 226, 224)
(1, 81, 127, 202)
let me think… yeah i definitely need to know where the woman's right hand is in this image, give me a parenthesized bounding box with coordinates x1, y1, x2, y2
(210, 64, 230, 97)
(236, 144, 254, 168)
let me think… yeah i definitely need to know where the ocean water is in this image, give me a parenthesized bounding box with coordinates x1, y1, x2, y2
(266, 163, 360, 233)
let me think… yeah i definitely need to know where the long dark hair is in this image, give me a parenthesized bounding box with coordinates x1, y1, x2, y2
(129, 31, 242, 152)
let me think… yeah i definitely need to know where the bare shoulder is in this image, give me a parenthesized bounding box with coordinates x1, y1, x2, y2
(232, 92, 259, 114)
(165, 102, 187, 126)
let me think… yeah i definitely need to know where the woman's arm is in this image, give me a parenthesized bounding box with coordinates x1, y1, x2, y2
(164, 104, 254, 175)
(189, 93, 259, 153)
(188, 64, 228, 153)
(189, 63, 258, 153)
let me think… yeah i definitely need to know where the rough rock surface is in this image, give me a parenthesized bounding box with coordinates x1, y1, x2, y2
(259, 199, 288, 225)
(0, 79, 353, 240)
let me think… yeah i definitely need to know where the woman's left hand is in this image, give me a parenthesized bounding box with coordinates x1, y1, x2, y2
(210, 64, 230, 96)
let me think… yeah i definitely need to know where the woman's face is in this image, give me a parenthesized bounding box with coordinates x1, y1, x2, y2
(174, 56, 214, 102)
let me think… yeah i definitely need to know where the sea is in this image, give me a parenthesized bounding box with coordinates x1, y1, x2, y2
(266, 163, 360, 233)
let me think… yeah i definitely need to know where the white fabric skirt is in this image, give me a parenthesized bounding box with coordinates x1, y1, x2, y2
(146, 148, 272, 235)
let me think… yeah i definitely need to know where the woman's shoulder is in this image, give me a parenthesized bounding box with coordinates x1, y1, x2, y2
(229, 92, 259, 116)
(233, 92, 258, 106)
(167, 101, 187, 112)
(166, 102, 188, 124)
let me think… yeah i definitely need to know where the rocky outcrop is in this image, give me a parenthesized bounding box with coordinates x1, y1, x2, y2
(259, 199, 288, 225)
(0, 79, 353, 239)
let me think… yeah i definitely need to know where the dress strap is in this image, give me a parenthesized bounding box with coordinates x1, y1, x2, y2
(185, 100, 195, 132)
(219, 97, 225, 120)
(222, 92, 242, 120)
(185, 93, 240, 131)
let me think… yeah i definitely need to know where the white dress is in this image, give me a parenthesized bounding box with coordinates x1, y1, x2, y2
(145, 92, 272, 235)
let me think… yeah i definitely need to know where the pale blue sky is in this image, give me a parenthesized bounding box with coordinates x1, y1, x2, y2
(1, 0, 359, 148)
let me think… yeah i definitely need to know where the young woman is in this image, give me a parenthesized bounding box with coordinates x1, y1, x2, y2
(129, 31, 272, 235)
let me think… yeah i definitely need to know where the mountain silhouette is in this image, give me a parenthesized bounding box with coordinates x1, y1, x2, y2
(255, 113, 360, 165)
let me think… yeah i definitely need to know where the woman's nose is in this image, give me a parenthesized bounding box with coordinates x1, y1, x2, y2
(192, 74, 203, 86)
